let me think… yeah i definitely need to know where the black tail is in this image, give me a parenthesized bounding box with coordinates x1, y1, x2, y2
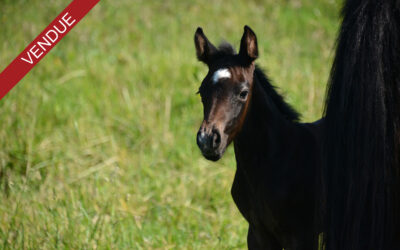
(322, 0, 400, 249)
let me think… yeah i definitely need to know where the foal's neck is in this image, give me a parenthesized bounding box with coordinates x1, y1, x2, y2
(234, 71, 295, 160)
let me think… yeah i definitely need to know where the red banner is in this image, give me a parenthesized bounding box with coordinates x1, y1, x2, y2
(0, 0, 100, 100)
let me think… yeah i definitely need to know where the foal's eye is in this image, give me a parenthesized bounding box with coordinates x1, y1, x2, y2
(239, 90, 249, 100)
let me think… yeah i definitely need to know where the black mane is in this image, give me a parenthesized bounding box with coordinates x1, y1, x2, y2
(254, 66, 300, 122)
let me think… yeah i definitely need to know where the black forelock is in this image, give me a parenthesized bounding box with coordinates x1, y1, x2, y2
(217, 42, 236, 56)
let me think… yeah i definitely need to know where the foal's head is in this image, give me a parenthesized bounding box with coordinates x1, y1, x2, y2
(195, 26, 259, 161)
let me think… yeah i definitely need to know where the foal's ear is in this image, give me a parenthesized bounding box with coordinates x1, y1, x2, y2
(239, 25, 258, 63)
(194, 27, 218, 64)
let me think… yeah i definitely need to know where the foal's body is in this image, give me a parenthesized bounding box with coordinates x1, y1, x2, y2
(231, 68, 322, 249)
(194, 26, 322, 249)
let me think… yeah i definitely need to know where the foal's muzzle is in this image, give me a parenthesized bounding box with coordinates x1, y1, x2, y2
(197, 128, 222, 161)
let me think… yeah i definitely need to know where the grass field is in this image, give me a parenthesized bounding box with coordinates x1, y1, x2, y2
(0, 0, 340, 248)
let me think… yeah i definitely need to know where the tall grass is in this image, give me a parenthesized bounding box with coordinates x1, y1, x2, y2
(0, 0, 339, 248)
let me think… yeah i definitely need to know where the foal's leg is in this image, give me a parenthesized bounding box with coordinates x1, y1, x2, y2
(247, 226, 282, 250)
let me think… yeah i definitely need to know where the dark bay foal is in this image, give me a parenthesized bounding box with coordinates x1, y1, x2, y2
(194, 26, 323, 249)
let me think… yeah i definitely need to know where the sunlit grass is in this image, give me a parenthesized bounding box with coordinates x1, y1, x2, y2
(0, 0, 340, 248)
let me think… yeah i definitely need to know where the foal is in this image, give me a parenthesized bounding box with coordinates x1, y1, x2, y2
(194, 26, 322, 249)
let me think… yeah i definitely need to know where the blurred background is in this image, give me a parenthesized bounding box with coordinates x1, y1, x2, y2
(0, 0, 339, 248)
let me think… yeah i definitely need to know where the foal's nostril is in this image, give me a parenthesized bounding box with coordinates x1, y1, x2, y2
(212, 130, 221, 149)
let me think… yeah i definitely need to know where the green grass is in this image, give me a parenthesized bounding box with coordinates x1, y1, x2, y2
(0, 0, 340, 248)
